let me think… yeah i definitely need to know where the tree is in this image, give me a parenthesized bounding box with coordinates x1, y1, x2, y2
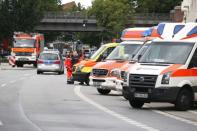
(0, 0, 61, 41)
(134, 0, 182, 13)
(89, 0, 134, 39)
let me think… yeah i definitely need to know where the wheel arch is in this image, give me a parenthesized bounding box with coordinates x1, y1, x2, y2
(177, 84, 194, 101)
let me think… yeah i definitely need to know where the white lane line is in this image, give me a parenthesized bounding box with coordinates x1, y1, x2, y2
(151, 109, 197, 126)
(18, 98, 42, 131)
(188, 111, 197, 115)
(0, 120, 3, 126)
(1, 83, 6, 87)
(74, 86, 159, 131)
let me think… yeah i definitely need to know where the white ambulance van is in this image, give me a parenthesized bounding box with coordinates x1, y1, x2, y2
(126, 23, 197, 111)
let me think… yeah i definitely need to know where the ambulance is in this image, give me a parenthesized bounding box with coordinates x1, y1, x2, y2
(126, 23, 197, 111)
(121, 23, 186, 99)
(89, 28, 149, 95)
(72, 43, 119, 85)
(10, 32, 44, 67)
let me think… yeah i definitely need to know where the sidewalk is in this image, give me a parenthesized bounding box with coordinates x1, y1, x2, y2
(0, 63, 14, 70)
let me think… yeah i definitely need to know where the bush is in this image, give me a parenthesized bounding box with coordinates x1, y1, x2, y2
(0, 57, 8, 63)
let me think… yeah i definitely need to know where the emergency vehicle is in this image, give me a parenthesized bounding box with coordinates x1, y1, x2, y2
(126, 23, 197, 111)
(10, 32, 44, 67)
(72, 43, 119, 85)
(121, 23, 186, 99)
(89, 28, 149, 95)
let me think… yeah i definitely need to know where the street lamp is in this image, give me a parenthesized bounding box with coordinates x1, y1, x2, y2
(83, 19, 87, 27)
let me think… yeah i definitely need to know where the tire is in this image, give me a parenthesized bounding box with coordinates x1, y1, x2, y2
(17, 64, 23, 67)
(122, 89, 129, 100)
(85, 79, 90, 86)
(37, 71, 41, 74)
(97, 88, 111, 95)
(85, 73, 90, 85)
(129, 100, 144, 108)
(175, 89, 193, 111)
(33, 63, 37, 68)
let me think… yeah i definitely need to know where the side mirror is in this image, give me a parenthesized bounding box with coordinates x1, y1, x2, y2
(97, 54, 106, 62)
(131, 54, 135, 58)
(102, 53, 108, 59)
(137, 55, 142, 61)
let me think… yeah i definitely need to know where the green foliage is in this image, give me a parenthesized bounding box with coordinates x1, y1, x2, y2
(0, 0, 61, 40)
(134, 0, 182, 13)
(89, 0, 134, 38)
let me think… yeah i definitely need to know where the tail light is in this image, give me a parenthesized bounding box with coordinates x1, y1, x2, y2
(54, 60, 61, 64)
(37, 60, 44, 64)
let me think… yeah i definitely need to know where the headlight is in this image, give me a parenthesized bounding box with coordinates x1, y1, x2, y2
(161, 72, 172, 84)
(110, 68, 121, 78)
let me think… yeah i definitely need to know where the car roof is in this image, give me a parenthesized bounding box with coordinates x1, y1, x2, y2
(41, 49, 60, 55)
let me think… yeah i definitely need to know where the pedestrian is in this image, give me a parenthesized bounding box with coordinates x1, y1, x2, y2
(65, 52, 74, 84)
(71, 51, 80, 66)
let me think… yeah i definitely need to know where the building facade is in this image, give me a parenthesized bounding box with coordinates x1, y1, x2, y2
(181, 0, 197, 22)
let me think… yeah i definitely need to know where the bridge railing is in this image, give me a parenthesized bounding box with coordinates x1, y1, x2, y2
(134, 13, 171, 21)
(44, 11, 96, 20)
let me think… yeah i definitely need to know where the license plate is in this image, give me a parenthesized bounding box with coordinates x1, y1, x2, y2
(18, 58, 28, 61)
(44, 61, 52, 65)
(93, 82, 101, 87)
(134, 93, 148, 98)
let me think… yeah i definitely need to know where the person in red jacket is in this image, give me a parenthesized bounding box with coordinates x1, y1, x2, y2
(65, 52, 74, 84)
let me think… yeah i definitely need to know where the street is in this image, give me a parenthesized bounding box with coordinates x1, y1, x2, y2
(0, 65, 197, 131)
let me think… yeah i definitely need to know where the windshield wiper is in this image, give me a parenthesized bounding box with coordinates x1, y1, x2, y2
(140, 62, 171, 66)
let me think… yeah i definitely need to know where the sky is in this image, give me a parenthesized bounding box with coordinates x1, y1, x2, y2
(61, 0, 92, 8)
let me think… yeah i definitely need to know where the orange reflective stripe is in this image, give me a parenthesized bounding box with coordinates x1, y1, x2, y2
(124, 31, 144, 38)
(160, 64, 182, 75)
(172, 69, 197, 77)
(13, 48, 34, 52)
(181, 34, 197, 40)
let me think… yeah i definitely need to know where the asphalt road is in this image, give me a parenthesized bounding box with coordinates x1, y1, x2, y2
(0, 64, 197, 131)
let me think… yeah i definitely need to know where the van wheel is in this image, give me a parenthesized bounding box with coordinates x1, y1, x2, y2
(97, 88, 111, 95)
(122, 89, 129, 100)
(85, 79, 90, 86)
(175, 89, 193, 111)
(37, 71, 42, 74)
(129, 100, 144, 108)
(33, 63, 37, 68)
(17, 64, 23, 67)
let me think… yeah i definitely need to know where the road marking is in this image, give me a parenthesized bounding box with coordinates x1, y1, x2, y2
(0, 121, 3, 126)
(1, 83, 6, 87)
(151, 109, 197, 126)
(188, 111, 197, 115)
(74, 86, 159, 131)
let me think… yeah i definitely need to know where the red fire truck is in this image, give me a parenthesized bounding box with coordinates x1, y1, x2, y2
(10, 32, 44, 67)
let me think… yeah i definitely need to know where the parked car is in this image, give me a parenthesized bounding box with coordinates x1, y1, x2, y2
(37, 49, 64, 75)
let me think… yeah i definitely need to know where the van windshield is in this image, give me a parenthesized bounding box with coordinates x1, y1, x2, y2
(14, 39, 35, 48)
(130, 41, 152, 61)
(139, 42, 194, 64)
(106, 44, 141, 60)
(90, 46, 106, 60)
